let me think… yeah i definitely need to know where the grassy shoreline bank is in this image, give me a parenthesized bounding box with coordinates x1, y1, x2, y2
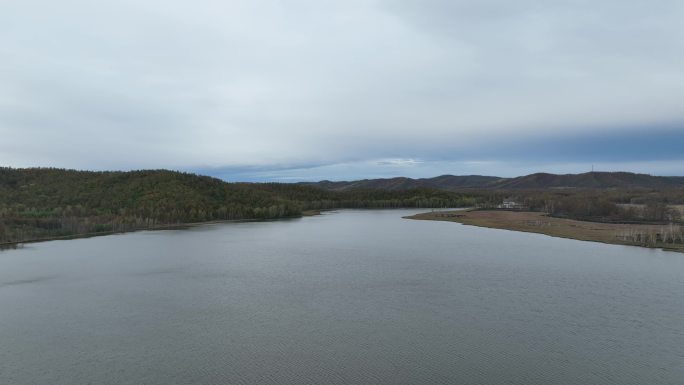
(406, 210, 684, 253)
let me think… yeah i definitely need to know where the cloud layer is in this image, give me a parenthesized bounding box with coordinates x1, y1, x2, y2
(1, 0, 683, 179)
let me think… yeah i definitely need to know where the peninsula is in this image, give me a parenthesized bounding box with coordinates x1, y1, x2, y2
(407, 209, 684, 253)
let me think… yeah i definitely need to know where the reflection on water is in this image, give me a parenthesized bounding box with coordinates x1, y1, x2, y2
(0, 243, 23, 252)
(1, 209, 683, 385)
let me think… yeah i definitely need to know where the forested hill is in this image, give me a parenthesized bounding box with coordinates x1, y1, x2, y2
(0, 168, 480, 244)
(303, 172, 684, 191)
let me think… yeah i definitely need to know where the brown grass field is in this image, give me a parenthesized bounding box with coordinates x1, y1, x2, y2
(406, 210, 684, 253)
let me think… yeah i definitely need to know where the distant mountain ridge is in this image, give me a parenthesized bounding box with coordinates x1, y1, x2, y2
(302, 172, 684, 191)
(305, 175, 503, 191)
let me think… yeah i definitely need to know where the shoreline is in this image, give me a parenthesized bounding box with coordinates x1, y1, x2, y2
(0, 212, 325, 249)
(406, 209, 684, 254)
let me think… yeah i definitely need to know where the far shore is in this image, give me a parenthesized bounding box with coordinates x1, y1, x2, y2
(406, 209, 684, 253)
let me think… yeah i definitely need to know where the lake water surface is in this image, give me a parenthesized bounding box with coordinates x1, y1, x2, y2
(1, 209, 683, 384)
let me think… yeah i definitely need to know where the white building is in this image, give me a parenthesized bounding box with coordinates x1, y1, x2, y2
(498, 199, 526, 210)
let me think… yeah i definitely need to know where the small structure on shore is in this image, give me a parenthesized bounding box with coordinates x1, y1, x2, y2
(498, 199, 527, 210)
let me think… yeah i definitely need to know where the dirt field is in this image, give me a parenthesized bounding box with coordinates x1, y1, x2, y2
(406, 210, 684, 253)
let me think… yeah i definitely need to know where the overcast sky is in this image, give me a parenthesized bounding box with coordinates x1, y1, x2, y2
(2, 0, 683, 181)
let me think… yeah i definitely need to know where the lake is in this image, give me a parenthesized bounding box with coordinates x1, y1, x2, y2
(1, 209, 683, 384)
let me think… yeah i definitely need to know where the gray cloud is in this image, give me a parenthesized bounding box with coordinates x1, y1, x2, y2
(1, 0, 683, 178)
